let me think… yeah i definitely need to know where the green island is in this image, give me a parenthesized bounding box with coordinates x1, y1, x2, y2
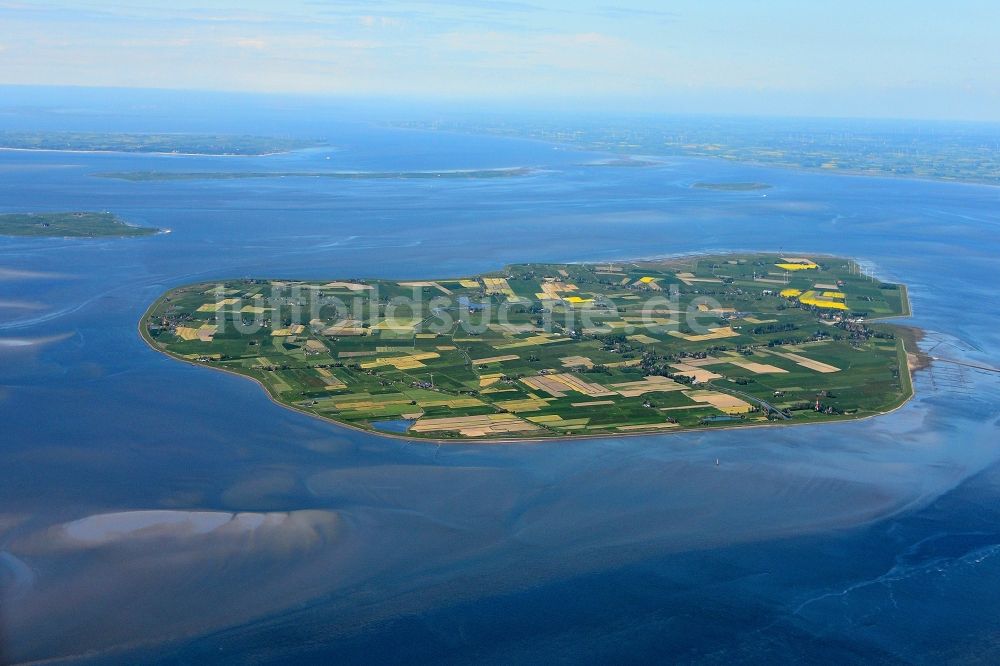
(141, 254, 918, 441)
(0, 212, 160, 237)
(0, 131, 318, 156)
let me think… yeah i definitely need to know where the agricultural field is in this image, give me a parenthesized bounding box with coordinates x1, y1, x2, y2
(141, 254, 915, 441)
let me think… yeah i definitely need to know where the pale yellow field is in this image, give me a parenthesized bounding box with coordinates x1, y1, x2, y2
(616, 422, 679, 431)
(304, 339, 328, 353)
(175, 324, 218, 342)
(493, 335, 564, 350)
(398, 281, 452, 295)
(197, 297, 239, 313)
(322, 281, 374, 291)
(609, 375, 685, 397)
(479, 373, 504, 387)
(669, 363, 722, 383)
(678, 356, 725, 367)
(521, 373, 616, 398)
(604, 359, 642, 368)
(728, 361, 788, 374)
(472, 354, 520, 364)
(684, 390, 753, 414)
(535, 280, 578, 300)
(526, 414, 563, 423)
(676, 272, 722, 285)
(482, 277, 518, 299)
(327, 327, 367, 336)
(360, 351, 440, 370)
(667, 327, 739, 342)
(559, 355, 594, 368)
(768, 351, 841, 373)
(409, 413, 541, 437)
(271, 324, 306, 336)
(496, 397, 550, 412)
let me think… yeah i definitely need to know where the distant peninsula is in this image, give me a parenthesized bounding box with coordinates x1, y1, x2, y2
(692, 182, 772, 191)
(0, 131, 319, 156)
(0, 212, 160, 238)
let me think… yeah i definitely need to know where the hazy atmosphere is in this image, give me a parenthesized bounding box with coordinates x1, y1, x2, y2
(2, 0, 999, 119)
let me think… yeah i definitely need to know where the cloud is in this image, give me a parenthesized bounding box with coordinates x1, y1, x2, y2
(359, 15, 403, 29)
(595, 5, 679, 20)
(119, 37, 193, 48)
(233, 37, 267, 50)
(0, 1, 995, 119)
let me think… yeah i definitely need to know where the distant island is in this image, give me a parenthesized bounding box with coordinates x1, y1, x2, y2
(97, 167, 533, 181)
(692, 182, 772, 191)
(0, 131, 319, 156)
(0, 212, 160, 237)
(142, 254, 917, 441)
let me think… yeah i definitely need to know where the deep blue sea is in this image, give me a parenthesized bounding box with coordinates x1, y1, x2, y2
(1, 116, 999, 664)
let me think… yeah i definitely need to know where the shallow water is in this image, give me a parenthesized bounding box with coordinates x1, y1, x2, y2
(0, 120, 998, 664)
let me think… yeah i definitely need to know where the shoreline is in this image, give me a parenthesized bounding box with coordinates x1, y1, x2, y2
(386, 122, 1000, 190)
(137, 256, 923, 446)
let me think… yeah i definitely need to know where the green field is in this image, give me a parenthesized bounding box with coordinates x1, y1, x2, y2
(0, 212, 159, 237)
(141, 254, 917, 440)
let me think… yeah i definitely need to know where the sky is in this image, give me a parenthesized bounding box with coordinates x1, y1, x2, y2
(1, 0, 998, 120)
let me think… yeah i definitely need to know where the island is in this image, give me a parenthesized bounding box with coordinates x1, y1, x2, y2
(0, 131, 319, 156)
(0, 212, 160, 237)
(141, 254, 917, 440)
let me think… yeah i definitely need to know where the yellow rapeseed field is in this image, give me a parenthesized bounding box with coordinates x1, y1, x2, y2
(775, 262, 818, 271)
